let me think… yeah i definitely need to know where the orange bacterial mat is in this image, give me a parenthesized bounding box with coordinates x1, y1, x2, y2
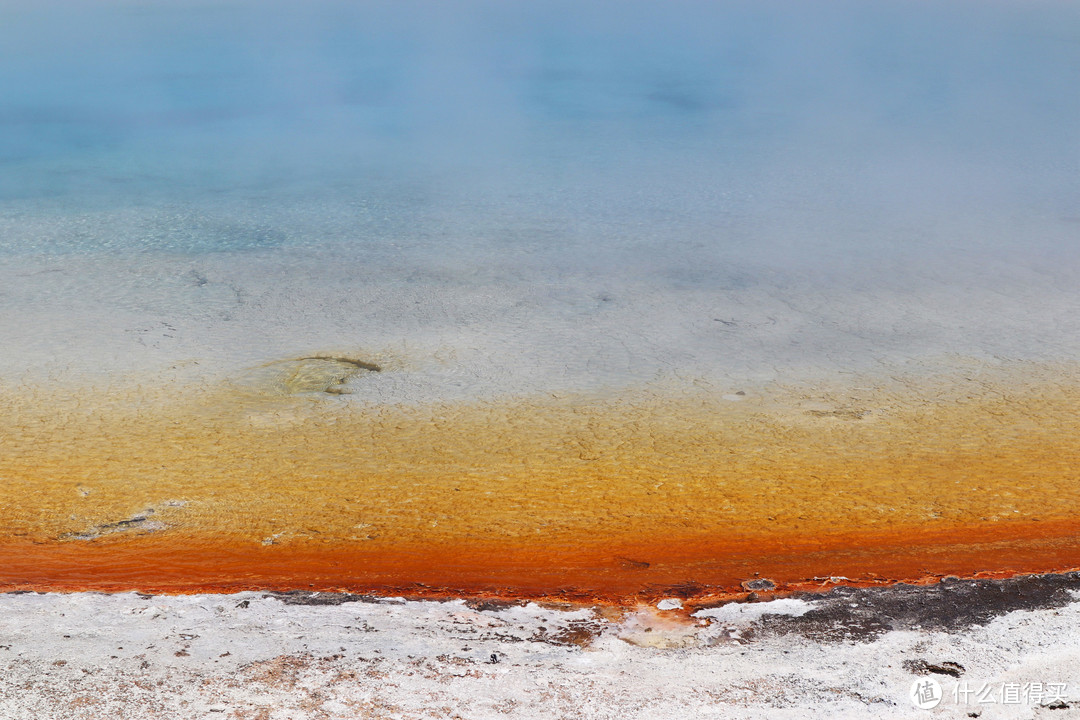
(3, 362, 1079, 603)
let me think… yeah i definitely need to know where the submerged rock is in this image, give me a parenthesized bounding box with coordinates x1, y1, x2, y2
(58, 501, 187, 541)
(233, 356, 381, 397)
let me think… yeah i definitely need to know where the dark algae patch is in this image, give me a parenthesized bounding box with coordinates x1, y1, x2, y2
(750, 573, 1080, 642)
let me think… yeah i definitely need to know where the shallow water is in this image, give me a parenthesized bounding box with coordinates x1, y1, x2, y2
(4, 1, 1079, 384)
(2, 0, 1079, 596)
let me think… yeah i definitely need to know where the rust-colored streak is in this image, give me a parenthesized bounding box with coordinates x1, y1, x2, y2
(4, 520, 1080, 602)
(3, 363, 1080, 601)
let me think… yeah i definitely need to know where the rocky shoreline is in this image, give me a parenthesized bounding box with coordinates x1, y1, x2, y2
(4, 573, 1078, 719)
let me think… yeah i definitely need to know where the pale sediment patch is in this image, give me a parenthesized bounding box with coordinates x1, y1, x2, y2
(694, 597, 815, 625)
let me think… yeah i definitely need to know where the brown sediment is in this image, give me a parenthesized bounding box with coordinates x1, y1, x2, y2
(2, 361, 1080, 603)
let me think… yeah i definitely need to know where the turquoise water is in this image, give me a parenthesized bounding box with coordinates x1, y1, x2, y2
(2, 1, 1079, 392)
(4, 1, 1076, 256)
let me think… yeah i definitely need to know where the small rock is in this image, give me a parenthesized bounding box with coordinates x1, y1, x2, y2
(656, 598, 682, 611)
(903, 659, 965, 678)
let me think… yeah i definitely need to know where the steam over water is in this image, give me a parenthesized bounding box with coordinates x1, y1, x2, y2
(2, 0, 1079, 395)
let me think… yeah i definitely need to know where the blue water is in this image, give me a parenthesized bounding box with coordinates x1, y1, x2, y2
(3, 0, 1077, 262)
